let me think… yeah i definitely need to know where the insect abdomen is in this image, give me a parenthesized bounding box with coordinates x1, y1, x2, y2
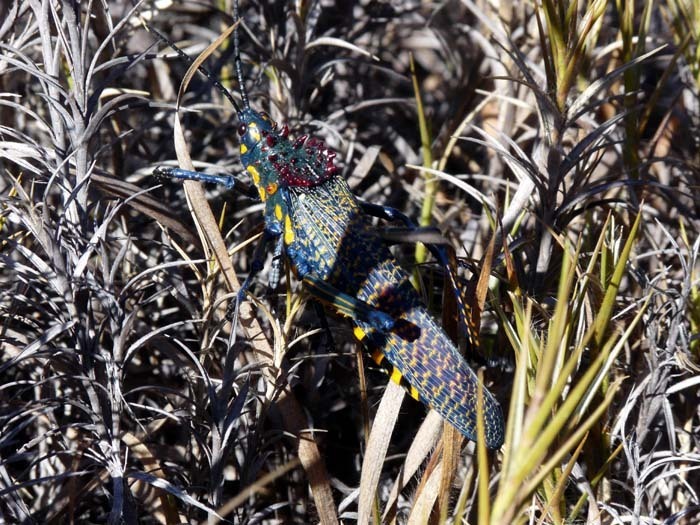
(354, 258, 505, 449)
(287, 177, 504, 448)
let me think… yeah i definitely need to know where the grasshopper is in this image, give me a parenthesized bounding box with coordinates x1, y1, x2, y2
(152, 2, 504, 449)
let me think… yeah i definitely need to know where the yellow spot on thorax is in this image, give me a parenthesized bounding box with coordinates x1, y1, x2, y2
(246, 165, 260, 185)
(284, 215, 295, 244)
(390, 367, 403, 385)
(240, 144, 248, 154)
(274, 204, 283, 221)
(353, 326, 366, 341)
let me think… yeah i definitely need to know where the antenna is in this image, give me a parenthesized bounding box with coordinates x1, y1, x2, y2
(233, 0, 250, 109)
(146, 23, 242, 114)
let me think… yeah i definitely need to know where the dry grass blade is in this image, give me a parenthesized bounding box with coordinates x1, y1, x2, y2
(212, 458, 302, 522)
(476, 370, 491, 525)
(358, 381, 405, 525)
(569, 45, 668, 120)
(382, 410, 443, 522)
(437, 424, 462, 521)
(91, 173, 201, 248)
(407, 459, 443, 525)
(126, 471, 222, 518)
(122, 432, 186, 524)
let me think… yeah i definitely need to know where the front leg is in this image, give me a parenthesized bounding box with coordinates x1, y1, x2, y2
(153, 166, 237, 189)
(153, 166, 259, 199)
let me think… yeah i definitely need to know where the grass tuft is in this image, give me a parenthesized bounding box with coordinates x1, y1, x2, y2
(1, 0, 698, 522)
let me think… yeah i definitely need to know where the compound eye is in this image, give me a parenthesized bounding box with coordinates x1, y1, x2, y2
(237, 123, 247, 136)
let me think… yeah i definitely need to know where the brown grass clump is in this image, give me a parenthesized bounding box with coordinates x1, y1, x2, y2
(1, 1, 698, 523)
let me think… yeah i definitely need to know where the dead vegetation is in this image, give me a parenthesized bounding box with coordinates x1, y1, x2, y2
(1, 0, 699, 523)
